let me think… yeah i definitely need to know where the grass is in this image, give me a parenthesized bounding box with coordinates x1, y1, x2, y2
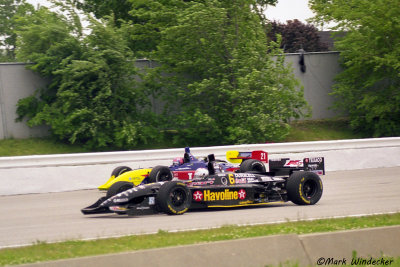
(0, 119, 365, 157)
(284, 118, 365, 142)
(0, 213, 399, 266)
(0, 138, 89, 157)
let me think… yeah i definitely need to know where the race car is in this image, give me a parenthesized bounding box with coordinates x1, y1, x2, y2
(99, 147, 269, 197)
(82, 154, 325, 216)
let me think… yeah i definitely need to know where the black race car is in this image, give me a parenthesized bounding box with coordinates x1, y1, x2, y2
(81, 154, 325, 216)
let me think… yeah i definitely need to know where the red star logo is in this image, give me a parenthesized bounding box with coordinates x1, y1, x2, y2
(238, 189, 246, 200)
(193, 191, 203, 201)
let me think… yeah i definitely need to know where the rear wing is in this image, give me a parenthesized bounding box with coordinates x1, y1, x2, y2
(269, 157, 325, 176)
(226, 150, 268, 164)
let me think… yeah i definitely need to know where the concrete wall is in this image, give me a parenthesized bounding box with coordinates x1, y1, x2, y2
(0, 63, 50, 139)
(285, 52, 341, 119)
(0, 53, 341, 140)
(1, 137, 399, 195)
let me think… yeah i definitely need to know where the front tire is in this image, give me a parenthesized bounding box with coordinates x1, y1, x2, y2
(148, 166, 173, 183)
(106, 181, 133, 198)
(287, 171, 323, 205)
(156, 182, 191, 215)
(111, 166, 132, 178)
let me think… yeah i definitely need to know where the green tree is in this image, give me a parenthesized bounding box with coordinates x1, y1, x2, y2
(0, 0, 34, 61)
(72, 0, 134, 24)
(150, 0, 308, 145)
(15, 6, 156, 149)
(72, 0, 278, 57)
(310, 0, 400, 137)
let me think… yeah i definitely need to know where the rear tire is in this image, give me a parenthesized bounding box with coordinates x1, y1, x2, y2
(287, 171, 323, 205)
(106, 181, 133, 198)
(156, 181, 191, 215)
(111, 166, 132, 178)
(239, 159, 266, 173)
(149, 166, 173, 183)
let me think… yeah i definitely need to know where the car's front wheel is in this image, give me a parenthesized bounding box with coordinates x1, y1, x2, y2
(106, 181, 133, 198)
(156, 181, 191, 215)
(111, 166, 132, 178)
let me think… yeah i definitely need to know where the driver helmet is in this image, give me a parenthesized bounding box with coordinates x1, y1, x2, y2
(172, 157, 184, 166)
(194, 168, 209, 179)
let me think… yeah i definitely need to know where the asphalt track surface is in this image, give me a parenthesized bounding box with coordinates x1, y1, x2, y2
(1, 167, 399, 249)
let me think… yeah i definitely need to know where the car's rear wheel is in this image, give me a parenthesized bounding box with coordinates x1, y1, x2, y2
(149, 166, 173, 183)
(287, 171, 323, 205)
(239, 159, 266, 173)
(111, 166, 132, 178)
(106, 181, 133, 198)
(156, 181, 191, 215)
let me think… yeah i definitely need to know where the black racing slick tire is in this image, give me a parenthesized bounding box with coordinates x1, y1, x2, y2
(111, 166, 132, 178)
(106, 181, 133, 198)
(148, 166, 173, 183)
(287, 171, 323, 205)
(239, 159, 266, 173)
(156, 182, 191, 215)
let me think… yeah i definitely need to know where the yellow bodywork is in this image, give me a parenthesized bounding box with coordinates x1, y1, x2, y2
(98, 168, 152, 190)
(226, 150, 242, 164)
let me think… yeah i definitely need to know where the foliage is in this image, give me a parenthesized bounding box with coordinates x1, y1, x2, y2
(0, 0, 34, 61)
(72, 0, 278, 58)
(267, 19, 329, 53)
(12, 0, 309, 149)
(309, 0, 400, 137)
(72, 0, 133, 23)
(150, 0, 308, 146)
(15, 5, 156, 149)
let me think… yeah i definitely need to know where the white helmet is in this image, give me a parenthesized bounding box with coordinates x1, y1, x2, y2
(194, 168, 209, 179)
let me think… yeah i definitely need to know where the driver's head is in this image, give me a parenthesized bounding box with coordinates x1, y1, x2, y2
(172, 157, 184, 166)
(194, 168, 209, 179)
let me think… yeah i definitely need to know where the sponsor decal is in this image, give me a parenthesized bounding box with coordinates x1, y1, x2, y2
(113, 198, 129, 203)
(307, 163, 319, 170)
(204, 189, 238, 201)
(194, 189, 247, 202)
(221, 177, 228, 185)
(238, 189, 246, 200)
(191, 180, 214, 186)
(175, 167, 192, 170)
(269, 158, 283, 162)
(109, 206, 128, 211)
(148, 197, 155, 205)
(168, 205, 188, 214)
(193, 191, 204, 201)
(235, 178, 247, 184)
(284, 160, 303, 167)
(136, 206, 150, 210)
(234, 173, 256, 178)
(299, 177, 311, 204)
(308, 157, 323, 163)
